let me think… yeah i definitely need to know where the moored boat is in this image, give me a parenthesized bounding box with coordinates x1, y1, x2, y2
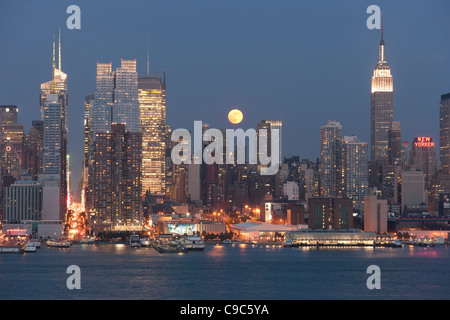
(23, 241, 38, 253)
(130, 234, 141, 248)
(140, 236, 150, 247)
(46, 239, 71, 248)
(181, 235, 205, 251)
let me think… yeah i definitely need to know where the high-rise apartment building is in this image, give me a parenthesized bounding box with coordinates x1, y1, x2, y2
(320, 120, 343, 198)
(343, 136, 369, 212)
(91, 63, 114, 135)
(113, 59, 139, 133)
(90, 124, 143, 232)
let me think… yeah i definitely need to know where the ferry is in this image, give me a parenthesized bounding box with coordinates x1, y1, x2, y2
(46, 239, 71, 248)
(153, 234, 187, 253)
(181, 235, 205, 251)
(130, 235, 141, 248)
(79, 237, 95, 244)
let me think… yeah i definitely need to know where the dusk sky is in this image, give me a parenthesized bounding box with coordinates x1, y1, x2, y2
(1, 0, 450, 192)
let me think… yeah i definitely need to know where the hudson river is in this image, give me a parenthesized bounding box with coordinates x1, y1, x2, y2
(1, 243, 449, 300)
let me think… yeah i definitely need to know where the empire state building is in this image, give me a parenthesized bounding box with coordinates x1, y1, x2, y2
(370, 26, 394, 163)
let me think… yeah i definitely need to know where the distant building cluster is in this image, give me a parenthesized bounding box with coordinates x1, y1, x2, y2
(2, 27, 450, 239)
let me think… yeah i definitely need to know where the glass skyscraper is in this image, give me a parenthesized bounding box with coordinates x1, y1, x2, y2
(138, 74, 166, 196)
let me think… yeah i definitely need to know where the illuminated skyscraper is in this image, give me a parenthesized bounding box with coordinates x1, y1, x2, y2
(22, 121, 44, 180)
(343, 136, 369, 211)
(440, 93, 450, 173)
(113, 59, 139, 133)
(319, 120, 344, 198)
(91, 124, 143, 232)
(91, 63, 114, 135)
(0, 105, 23, 180)
(39, 32, 68, 222)
(408, 137, 437, 189)
(389, 121, 402, 165)
(138, 73, 166, 196)
(82, 94, 94, 211)
(371, 26, 394, 162)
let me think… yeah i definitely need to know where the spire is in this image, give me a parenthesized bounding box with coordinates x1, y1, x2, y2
(147, 33, 150, 76)
(58, 28, 62, 71)
(52, 35, 56, 79)
(378, 13, 386, 63)
(51, 35, 56, 93)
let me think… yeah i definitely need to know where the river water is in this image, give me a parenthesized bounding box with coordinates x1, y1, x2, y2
(1, 243, 449, 300)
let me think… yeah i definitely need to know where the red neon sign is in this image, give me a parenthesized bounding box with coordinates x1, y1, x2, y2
(414, 137, 434, 148)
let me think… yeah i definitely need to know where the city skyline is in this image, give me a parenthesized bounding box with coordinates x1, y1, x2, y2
(1, 1, 450, 194)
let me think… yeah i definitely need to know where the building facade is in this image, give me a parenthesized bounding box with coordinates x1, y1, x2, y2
(90, 124, 143, 231)
(138, 75, 166, 196)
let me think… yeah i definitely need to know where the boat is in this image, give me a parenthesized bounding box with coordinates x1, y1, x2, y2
(130, 235, 141, 248)
(0, 245, 22, 254)
(46, 239, 71, 248)
(23, 241, 38, 253)
(180, 235, 205, 251)
(153, 234, 186, 253)
(283, 239, 299, 247)
(79, 237, 95, 244)
(140, 236, 151, 247)
(222, 239, 232, 244)
(28, 239, 41, 248)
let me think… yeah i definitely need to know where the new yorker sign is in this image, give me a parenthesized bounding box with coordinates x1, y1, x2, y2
(414, 137, 435, 148)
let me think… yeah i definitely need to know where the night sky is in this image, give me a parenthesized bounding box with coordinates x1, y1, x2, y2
(1, 0, 450, 193)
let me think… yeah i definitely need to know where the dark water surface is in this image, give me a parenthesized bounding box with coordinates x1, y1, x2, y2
(1, 243, 449, 300)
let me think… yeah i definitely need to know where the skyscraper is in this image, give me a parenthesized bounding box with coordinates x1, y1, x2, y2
(39, 32, 68, 222)
(138, 73, 166, 196)
(343, 136, 369, 212)
(90, 124, 143, 232)
(371, 26, 394, 163)
(320, 120, 344, 198)
(22, 121, 44, 180)
(408, 136, 437, 189)
(388, 121, 402, 165)
(113, 59, 139, 133)
(0, 106, 23, 181)
(91, 63, 114, 135)
(440, 93, 450, 173)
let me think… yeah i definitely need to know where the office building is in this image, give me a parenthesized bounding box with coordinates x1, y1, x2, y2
(371, 26, 394, 162)
(3, 180, 42, 223)
(364, 191, 388, 234)
(138, 74, 166, 196)
(440, 93, 450, 173)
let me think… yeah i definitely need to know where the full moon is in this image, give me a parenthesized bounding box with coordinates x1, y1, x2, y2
(228, 109, 243, 124)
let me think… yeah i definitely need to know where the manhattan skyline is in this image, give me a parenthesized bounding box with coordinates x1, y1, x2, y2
(1, 0, 450, 193)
